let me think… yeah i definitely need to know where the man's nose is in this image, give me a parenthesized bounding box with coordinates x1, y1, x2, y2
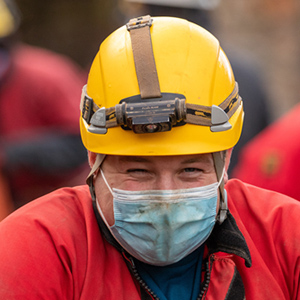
(154, 174, 178, 190)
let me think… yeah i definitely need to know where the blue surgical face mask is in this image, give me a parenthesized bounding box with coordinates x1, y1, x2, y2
(97, 169, 225, 266)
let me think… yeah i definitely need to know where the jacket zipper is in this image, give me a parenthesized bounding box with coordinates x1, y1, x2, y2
(129, 257, 160, 300)
(129, 256, 214, 300)
(197, 259, 212, 300)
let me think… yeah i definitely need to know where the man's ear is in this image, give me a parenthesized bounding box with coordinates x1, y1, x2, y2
(224, 148, 233, 184)
(88, 151, 97, 168)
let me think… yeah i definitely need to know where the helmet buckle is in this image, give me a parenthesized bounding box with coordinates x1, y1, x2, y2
(126, 15, 153, 31)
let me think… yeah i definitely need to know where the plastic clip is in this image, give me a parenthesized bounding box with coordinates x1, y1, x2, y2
(210, 105, 232, 132)
(88, 107, 107, 134)
(126, 15, 153, 31)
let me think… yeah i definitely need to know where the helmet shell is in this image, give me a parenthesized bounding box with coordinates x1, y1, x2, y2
(80, 16, 243, 155)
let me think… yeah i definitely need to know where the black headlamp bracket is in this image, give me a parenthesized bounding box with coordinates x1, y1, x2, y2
(116, 93, 186, 134)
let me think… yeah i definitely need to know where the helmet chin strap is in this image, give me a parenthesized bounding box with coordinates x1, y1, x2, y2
(212, 151, 228, 224)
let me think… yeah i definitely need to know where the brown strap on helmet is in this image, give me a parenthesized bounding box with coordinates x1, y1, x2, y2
(126, 15, 161, 99)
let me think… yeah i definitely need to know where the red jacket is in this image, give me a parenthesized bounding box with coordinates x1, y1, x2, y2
(0, 180, 299, 299)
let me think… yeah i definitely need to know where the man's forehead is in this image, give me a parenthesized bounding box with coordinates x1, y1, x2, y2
(109, 154, 214, 165)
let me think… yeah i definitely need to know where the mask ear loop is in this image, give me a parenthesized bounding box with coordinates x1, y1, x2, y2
(100, 169, 113, 195)
(212, 151, 228, 224)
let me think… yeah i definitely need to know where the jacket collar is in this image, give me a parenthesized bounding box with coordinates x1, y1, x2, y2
(207, 211, 252, 267)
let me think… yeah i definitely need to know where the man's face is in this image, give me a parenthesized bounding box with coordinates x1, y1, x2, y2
(94, 154, 219, 226)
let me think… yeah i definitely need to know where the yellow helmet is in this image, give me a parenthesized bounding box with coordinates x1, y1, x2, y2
(0, 0, 20, 39)
(80, 15, 243, 156)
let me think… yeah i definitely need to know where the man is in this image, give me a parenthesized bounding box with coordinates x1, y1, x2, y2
(0, 16, 299, 299)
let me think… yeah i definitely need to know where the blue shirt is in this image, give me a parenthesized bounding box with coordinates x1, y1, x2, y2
(134, 245, 204, 300)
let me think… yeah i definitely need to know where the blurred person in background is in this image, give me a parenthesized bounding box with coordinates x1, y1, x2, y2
(0, 0, 88, 219)
(232, 103, 300, 201)
(118, 0, 271, 176)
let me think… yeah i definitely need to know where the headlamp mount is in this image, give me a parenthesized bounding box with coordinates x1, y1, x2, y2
(115, 93, 186, 134)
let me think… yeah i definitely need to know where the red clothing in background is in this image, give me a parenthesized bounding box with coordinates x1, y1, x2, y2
(232, 104, 300, 201)
(0, 44, 84, 136)
(0, 44, 88, 210)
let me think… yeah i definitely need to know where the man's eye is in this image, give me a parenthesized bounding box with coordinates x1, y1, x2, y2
(184, 168, 201, 173)
(127, 169, 148, 174)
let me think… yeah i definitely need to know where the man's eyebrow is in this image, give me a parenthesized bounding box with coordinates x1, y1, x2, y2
(118, 155, 213, 164)
(181, 157, 212, 164)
